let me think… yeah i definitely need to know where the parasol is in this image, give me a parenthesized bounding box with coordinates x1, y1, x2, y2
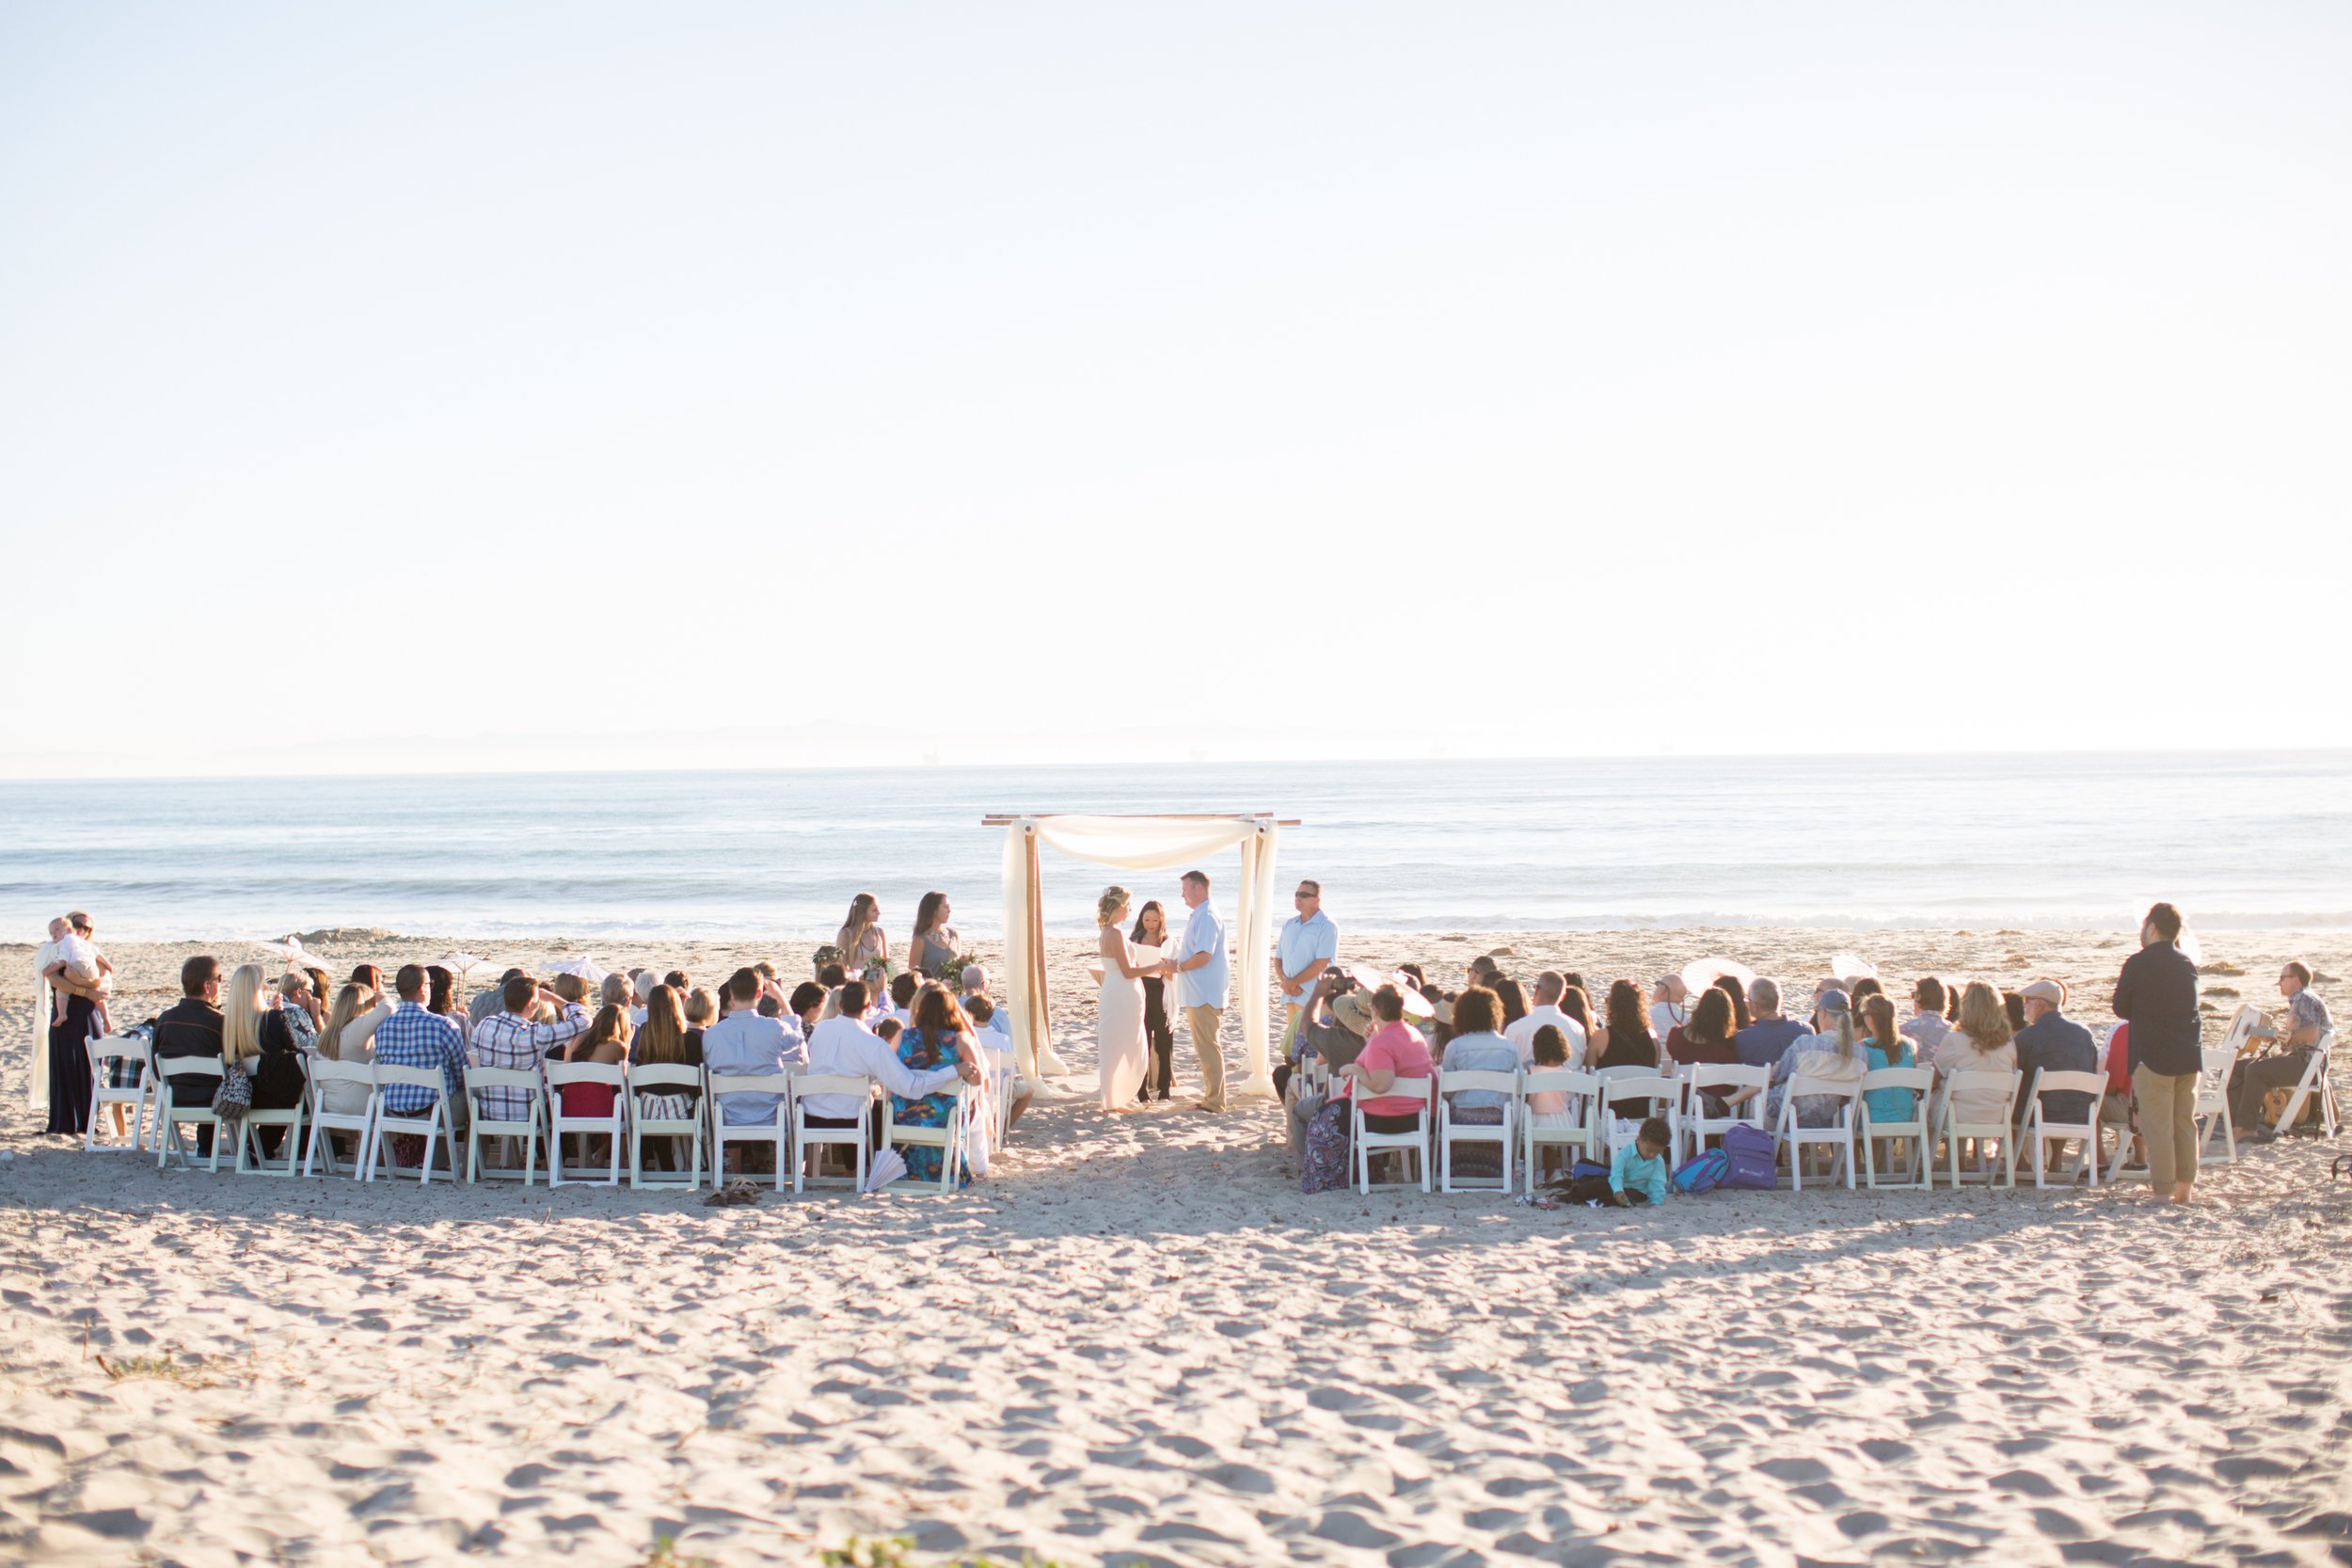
(1679, 956, 1756, 996)
(547, 955, 610, 987)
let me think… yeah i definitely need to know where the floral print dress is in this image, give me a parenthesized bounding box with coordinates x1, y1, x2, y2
(891, 1025, 968, 1186)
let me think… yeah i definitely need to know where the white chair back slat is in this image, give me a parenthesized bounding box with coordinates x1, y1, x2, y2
(1936, 1069, 2022, 1187)
(1518, 1068, 1599, 1193)
(788, 1074, 875, 1195)
(1856, 1067, 1934, 1189)
(1774, 1072, 1862, 1192)
(462, 1065, 546, 1185)
(627, 1064, 706, 1191)
(1436, 1070, 1517, 1194)
(86, 1035, 154, 1154)
(153, 1056, 227, 1174)
(1353, 1077, 1432, 1196)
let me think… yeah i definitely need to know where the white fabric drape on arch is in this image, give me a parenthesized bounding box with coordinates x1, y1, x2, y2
(27, 961, 52, 1113)
(1000, 815, 1280, 1098)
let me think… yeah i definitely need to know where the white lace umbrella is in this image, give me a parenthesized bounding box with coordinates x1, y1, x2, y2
(1829, 952, 1880, 984)
(547, 956, 610, 987)
(1679, 956, 1756, 996)
(256, 938, 327, 971)
(434, 951, 492, 976)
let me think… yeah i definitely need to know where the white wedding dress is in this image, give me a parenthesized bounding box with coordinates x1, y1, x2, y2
(1097, 932, 1149, 1111)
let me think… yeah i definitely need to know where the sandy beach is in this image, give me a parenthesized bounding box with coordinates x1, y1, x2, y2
(4, 927, 2348, 1566)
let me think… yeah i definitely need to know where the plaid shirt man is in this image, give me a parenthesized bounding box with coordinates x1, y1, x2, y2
(469, 1004, 593, 1122)
(372, 1002, 468, 1114)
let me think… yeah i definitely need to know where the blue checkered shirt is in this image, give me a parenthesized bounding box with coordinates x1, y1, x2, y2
(372, 1003, 467, 1113)
(469, 1004, 592, 1122)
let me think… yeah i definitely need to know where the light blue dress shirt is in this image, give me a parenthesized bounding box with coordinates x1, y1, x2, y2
(1275, 909, 1338, 1009)
(1176, 899, 1231, 1011)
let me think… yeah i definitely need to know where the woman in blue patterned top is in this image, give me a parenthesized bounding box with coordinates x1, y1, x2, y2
(892, 985, 977, 1186)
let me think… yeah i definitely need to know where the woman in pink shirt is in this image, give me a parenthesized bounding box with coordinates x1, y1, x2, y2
(1338, 986, 1435, 1131)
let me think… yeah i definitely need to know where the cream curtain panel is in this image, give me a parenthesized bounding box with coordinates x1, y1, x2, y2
(999, 815, 1280, 1097)
(27, 964, 51, 1113)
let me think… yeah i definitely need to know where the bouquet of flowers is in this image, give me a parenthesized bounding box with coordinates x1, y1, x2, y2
(937, 954, 973, 989)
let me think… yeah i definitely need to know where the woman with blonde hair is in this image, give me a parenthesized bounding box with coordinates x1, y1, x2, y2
(1094, 885, 1165, 1112)
(222, 963, 307, 1152)
(837, 894, 889, 974)
(316, 979, 391, 1117)
(1932, 980, 2020, 1127)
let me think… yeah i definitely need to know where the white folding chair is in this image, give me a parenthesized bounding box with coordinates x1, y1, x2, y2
(2023, 1069, 2107, 1188)
(788, 1073, 873, 1193)
(1934, 1069, 2021, 1187)
(544, 1060, 628, 1186)
(85, 1035, 153, 1152)
(153, 1057, 227, 1172)
(2191, 1044, 2236, 1165)
(1677, 1064, 1770, 1163)
(464, 1065, 548, 1185)
(708, 1071, 797, 1190)
(234, 1057, 309, 1177)
(365, 1066, 457, 1185)
(1597, 1073, 1681, 1161)
(1436, 1070, 1518, 1194)
(1857, 1068, 1934, 1189)
(628, 1064, 707, 1189)
(1773, 1074, 1860, 1190)
(1354, 1077, 1432, 1195)
(2268, 1030, 2341, 1139)
(882, 1083, 968, 1192)
(1520, 1068, 1599, 1194)
(303, 1058, 377, 1179)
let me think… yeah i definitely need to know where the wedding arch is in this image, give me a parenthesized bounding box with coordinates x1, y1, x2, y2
(982, 813, 1296, 1100)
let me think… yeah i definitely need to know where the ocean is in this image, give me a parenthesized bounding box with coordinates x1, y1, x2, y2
(4, 752, 2347, 942)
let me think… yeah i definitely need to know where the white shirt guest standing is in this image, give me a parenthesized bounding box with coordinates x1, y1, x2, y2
(702, 969, 809, 1124)
(1507, 970, 1589, 1068)
(802, 984, 970, 1122)
(1275, 882, 1339, 1023)
(1170, 870, 1233, 1112)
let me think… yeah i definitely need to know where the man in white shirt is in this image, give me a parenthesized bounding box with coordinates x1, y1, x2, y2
(1168, 870, 1232, 1112)
(802, 980, 976, 1142)
(703, 967, 809, 1126)
(1506, 970, 1587, 1067)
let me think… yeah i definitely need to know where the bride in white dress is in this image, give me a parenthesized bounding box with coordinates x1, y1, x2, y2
(1096, 885, 1163, 1112)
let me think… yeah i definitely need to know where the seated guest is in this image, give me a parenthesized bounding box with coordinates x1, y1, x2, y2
(1901, 976, 1953, 1054)
(1558, 984, 1599, 1063)
(1490, 977, 1530, 1032)
(1595, 980, 1661, 1116)
(1765, 988, 1867, 1130)
(959, 995, 1032, 1132)
(151, 956, 227, 1153)
(804, 979, 977, 1149)
(888, 971, 922, 1026)
(316, 979, 391, 1117)
(2012, 978, 2098, 1130)
(705, 967, 808, 1135)
(1438, 986, 1518, 1177)
(277, 971, 321, 1053)
(1710, 974, 1753, 1031)
(1506, 971, 1586, 1067)
(221, 964, 308, 1153)
(2232, 961, 2334, 1139)
(1280, 974, 1375, 1106)
(1335, 986, 1436, 1179)
(1931, 981, 2019, 1125)
(629, 985, 702, 1170)
(1665, 986, 1741, 1069)
(549, 973, 593, 1012)
(787, 981, 825, 1041)
(2002, 990, 2028, 1035)
(2101, 1022, 2138, 1163)
(373, 963, 471, 1135)
(1524, 1024, 1577, 1129)
(1735, 977, 1807, 1069)
(1858, 994, 1917, 1122)
(1466, 954, 1503, 991)
(470, 972, 594, 1128)
(470, 967, 525, 1025)
(599, 973, 631, 1010)
(427, 965, 471, 1046)
(1648, 974, 1691, 1045)
(891, 987, 982, 1186)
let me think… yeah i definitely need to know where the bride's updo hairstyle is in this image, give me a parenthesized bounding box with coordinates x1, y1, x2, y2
(1096, 886, 1130, 927)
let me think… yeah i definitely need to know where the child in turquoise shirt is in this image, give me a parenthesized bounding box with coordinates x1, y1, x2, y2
(1606, 1116, 1673, 1205)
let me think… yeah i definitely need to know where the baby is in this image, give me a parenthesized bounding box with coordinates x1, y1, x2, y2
(46, 914, 113, 1033)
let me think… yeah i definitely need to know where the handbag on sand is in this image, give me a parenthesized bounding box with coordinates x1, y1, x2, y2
(1301, 1099, 1354, 1195)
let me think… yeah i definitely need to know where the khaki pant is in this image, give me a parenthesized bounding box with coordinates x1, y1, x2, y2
(2136, 1066, 2199, 1191)
(1187, 1004, 1228, 1111)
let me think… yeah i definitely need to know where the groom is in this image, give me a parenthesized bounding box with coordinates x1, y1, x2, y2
(1168, 869, 1231, 1112)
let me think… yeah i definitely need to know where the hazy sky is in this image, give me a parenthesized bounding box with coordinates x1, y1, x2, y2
(4, 2, 2346, 777)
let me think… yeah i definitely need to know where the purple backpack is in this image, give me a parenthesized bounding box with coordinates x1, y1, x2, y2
(1719, 1123, 1777, 1189)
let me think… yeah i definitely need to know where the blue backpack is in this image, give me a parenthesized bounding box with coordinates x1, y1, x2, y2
(1672, 1148, 1728, 1194)
(1720, 1123, 1777, 1189)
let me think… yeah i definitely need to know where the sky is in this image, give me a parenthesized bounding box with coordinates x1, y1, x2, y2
(3, 1, 2347, 778)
